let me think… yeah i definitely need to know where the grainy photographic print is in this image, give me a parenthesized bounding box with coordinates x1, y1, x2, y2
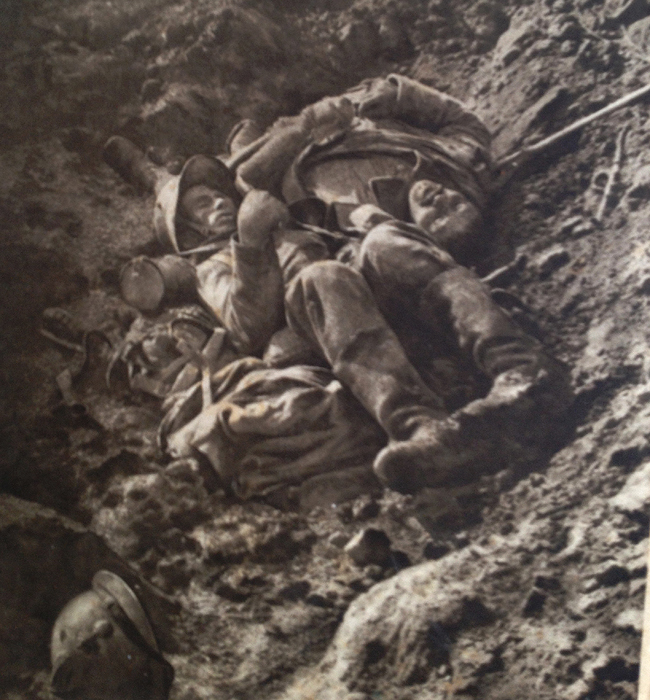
(1, 0, 649, 698)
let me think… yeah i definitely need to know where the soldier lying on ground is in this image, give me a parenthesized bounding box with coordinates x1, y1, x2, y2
(106, 75, 572, 501)
(151, 159, 571, 499)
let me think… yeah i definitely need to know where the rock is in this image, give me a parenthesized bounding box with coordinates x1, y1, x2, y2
(344, 528, 392, 567)
(614, 608, 644, 633)
(605, 0, 650, 25)
(625, 164, 650, 210)
(278, 581, 311, 601)
(465, 1, 510, 52)
(625, 15, 650, 53)
(423, 541, 451, 560)
(328, 531, 350, 548)
(561, 679, 592, 700)
(278, 559, 492, 697)
(570, 588, 611, 614)
(610, 461, 650, 514)
(351, 494, 380, 521)
(140, 82, 219, 159)
(491, 18, 540, 68)
(522, 587, 547, 616)
(378, 15, 415, 61)
(548, 15, 583, 41)
(140, 77, 163, 103)
(91, 468, 212, 560)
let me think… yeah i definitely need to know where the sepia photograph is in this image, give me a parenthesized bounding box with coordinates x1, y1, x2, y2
(0, 0, 648, 698)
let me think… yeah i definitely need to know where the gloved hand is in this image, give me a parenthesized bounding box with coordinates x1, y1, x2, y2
(356, 78, 398, 120)
(237, 190, 290, 249)
(300, 96, 355, 141)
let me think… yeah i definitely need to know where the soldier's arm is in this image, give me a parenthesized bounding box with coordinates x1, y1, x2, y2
(196, 191, 289, 356)
(235, 101, 354, 194)
(357, 75, 491, 151)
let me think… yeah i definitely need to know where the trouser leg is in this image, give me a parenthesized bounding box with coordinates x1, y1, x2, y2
(359, 224, 573, 492)
(421, 267, 573, 427)
(360, 224, 571, 417)
(285, 260, 446, 441)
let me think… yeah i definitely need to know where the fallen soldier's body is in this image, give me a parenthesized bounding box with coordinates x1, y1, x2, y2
(109, 76, 573, 503)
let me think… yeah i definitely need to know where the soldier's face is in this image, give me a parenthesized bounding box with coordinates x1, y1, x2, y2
(409, 180, 481, 243)
(180, 184, 237, 239)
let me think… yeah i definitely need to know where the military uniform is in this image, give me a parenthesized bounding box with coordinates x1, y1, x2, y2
(160, 76, 572, 499)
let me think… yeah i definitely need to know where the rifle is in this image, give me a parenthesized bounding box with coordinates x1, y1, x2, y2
(493, 81, 650, 190)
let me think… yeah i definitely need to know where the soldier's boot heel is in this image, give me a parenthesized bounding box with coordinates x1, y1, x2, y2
(372, 414, 497, 495)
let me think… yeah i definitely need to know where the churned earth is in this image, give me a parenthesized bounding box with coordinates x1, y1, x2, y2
(0, 0, 649, 699)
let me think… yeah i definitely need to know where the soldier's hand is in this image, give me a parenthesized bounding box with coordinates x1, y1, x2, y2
(237, 190, 290, 249)
(301, 96, 355, 141)
(357, 79, 398, 120)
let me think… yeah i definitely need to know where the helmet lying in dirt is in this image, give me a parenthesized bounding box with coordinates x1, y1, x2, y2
(50, 570, 174, 700)
(153, 154, 241, 254)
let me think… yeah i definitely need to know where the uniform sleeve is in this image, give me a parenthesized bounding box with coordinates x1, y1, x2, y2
(235, 116, 311, 196)
(196, 240, 284, 356)
(387, 74, 491, 152)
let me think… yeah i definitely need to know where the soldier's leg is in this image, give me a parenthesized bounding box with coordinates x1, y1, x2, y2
(419, 266, 573, 432)
(363, 235, 573, 491)
(285, 260, 447, 441)
(285, 261, 507, 494)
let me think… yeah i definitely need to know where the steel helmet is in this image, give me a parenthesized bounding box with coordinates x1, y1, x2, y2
(50, 570, 174, 700)
(153, 154, 241, 254)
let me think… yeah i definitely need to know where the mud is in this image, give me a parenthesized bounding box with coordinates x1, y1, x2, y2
(0, 1, 648, 699)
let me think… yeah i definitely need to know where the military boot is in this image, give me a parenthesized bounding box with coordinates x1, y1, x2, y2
(374, 267, 573, 493)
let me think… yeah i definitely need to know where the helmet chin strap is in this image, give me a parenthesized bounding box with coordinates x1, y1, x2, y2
(94, 590, 175, 692)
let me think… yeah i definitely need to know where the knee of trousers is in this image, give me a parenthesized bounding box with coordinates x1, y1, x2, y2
(360, 226, 451, 293)
(358, 227, 408, 290)
(285, 260, 363, 316)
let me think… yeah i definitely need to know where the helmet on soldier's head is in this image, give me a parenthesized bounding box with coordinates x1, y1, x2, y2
(153, 154, 241, 254)
(50, 570, 174, 700)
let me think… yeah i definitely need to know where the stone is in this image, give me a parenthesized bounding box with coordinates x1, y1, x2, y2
(605, 0, 650, 25)
(465, 1, 510, 52)
(351, 494, 380, 521)
(561, 679, 591, 700)
(625, 164, 650, 210)
(328, 531, 350, 548)
(491, 19, 540, 68)
(279, 559, 492, 696)
(140, 82, 219, 159)
(522, 587, 547, 616)
(423, 541, 451, 560)
(344, 528, 392, 567)
(140, 77, 163, 103)
(378, 16, 415, 61)
(610, 461, 650, 514)
(614, 608, 643, 633)
(278, 581, 311, 601)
